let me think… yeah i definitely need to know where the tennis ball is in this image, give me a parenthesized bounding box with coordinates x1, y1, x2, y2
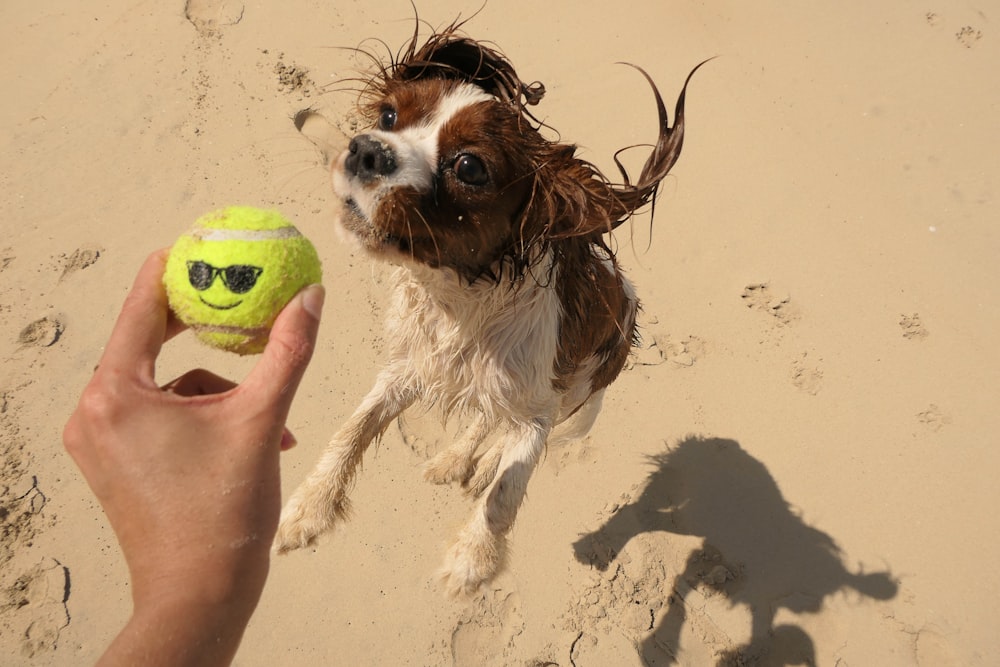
(164, 206, 323, 355)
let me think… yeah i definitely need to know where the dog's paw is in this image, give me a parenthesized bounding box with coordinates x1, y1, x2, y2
(437, 529, 507, 597)
(423, 449, 474, 486)
(273, 502, 323, 554)
(272, 492, 349, 555)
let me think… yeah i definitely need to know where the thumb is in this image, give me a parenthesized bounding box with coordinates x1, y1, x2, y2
(242, 284, 324, 417)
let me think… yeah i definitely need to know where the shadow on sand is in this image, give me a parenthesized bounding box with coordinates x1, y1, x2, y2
(573, 436, 897, 665)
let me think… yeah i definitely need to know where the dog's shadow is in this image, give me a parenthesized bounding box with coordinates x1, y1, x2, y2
(573, 436, 898, 665)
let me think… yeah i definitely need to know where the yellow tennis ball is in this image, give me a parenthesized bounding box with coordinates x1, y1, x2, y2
(164, 206, 323, 355)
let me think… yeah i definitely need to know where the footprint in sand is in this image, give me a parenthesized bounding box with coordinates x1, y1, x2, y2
(1, 558, 71, 658)
(17, 317, 63, 348)
(630, 338, 665, 367)
(0, 395, 68, 658)
(659, 333, 705, 368)
(567, 536, 674, 650)
(955, 25, 983, 48)
(917, 404, 951, 432)
(58, 245, 102, 281)
(900, 313, 929, 340)
(1, 398, 40, 566)
(630, 333, 705, 369)
(791, 353, 823, 395)
(185, 0, 245, 33)
(0, 477, 47, 567)
(450, 589, 525, 666)
(925, 12, 984, 49)
(275, 60, 316, 97)
(742, 282, 799, 325)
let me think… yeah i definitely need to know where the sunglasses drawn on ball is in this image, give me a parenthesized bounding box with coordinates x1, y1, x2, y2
(187, 260, 263, 295)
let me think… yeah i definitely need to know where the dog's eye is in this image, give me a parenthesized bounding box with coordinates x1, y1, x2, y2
(453, 154, 488, 186)
(377, 107, 397, 131)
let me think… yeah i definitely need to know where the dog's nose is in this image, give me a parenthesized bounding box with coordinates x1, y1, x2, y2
(345, 134, 397, 182)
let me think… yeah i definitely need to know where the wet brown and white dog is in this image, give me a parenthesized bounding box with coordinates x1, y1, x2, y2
(274, 23, 703, 595)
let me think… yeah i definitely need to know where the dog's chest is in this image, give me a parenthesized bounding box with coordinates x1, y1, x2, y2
(386, 270, 562, 414)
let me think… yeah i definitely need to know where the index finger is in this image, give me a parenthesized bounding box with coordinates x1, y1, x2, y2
(97, 249, 172, 383)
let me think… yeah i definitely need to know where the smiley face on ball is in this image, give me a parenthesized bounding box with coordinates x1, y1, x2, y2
(185, 259, 264, 311)
(164, 206, 322, 355)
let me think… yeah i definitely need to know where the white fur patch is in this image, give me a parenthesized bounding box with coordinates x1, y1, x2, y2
(385, 249, 563, 422)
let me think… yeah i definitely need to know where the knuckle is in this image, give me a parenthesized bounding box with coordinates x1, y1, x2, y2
(63, 379, 122, 460)
(75, 380, 124, 429)
(270, 329, 315, 368)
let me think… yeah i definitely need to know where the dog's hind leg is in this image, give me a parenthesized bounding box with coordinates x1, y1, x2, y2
(461, 389, 606, 497)
(438, 417, 551, 596)
(274, 364, 416, 554)
(423, 412, 493, 486)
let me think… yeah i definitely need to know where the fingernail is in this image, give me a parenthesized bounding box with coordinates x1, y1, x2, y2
(301, 284, 325, 321)
(280, 429, 298, 450)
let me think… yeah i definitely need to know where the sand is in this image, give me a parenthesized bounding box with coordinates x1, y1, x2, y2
(2, 0, 998, 664)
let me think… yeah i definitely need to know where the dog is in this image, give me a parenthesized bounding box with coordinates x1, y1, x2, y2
(274, 21, 704, 596)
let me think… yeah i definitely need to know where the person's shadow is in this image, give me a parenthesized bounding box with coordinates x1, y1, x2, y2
(573, 437, 898, 665)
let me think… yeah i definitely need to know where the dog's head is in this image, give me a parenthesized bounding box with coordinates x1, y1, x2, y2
(334, 22, 700, 283)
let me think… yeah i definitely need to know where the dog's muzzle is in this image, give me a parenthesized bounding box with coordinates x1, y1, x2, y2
(345, 134, 398, 183)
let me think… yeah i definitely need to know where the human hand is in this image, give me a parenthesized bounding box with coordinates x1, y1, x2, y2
(63, 249, 324, 665)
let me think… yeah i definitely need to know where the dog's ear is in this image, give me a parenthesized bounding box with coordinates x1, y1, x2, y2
(602, 62, 708, 229)
(525, 60, 710, 242)
(520, 146, 623, 241)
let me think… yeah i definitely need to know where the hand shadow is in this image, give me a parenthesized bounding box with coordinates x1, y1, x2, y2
(573, 436, 897, 665)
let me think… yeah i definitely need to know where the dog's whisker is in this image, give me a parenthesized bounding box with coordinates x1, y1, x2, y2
(412, 207, 442, 268)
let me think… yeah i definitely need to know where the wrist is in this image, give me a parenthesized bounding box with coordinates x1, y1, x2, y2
(124, 530, 272, 610)
(100, 548, 270, 667)
(100, 588, 261, 667)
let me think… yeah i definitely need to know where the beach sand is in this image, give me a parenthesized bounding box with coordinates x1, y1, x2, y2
(2, 1, 997, 664)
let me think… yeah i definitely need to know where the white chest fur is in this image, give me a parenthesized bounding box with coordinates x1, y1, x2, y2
(384, 254, 563, 421)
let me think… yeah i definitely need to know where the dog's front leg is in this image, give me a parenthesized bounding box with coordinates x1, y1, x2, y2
(274, 365, 417, 554)
(438, 417, 551, 595)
